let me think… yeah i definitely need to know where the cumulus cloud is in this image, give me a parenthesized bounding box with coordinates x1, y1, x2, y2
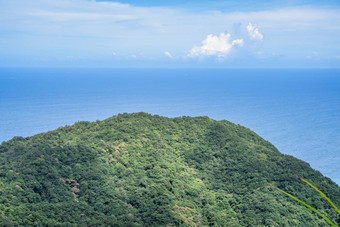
(164, 51, 173, 58)
(188, 33, 243, 58)
(247, 23, 263, 41)
(0, 0, 339, 67)
(232, 39, 244, 46)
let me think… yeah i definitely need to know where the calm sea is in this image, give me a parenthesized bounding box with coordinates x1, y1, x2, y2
(0, 68, 339, 185)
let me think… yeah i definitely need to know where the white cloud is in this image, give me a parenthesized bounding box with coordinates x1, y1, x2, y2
(188, 33, 243, 58)
(0, 0, 339, 66)
(164, 51, 173, 58)
(247, 23, 263, 41)
(232, 39, 244, 46)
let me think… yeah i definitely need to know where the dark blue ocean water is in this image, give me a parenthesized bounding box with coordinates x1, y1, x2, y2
(0, 68, 339, 185)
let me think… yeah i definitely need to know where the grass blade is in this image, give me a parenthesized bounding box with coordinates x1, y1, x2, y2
(274, 186, 337, 227)
(299, 177, 340, 215)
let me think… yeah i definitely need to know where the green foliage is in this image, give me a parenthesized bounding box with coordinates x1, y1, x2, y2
(300, 177, 340, 216)
(274, 186, 337, 226)
(0, 112, 339, 226)
(274, 177, 340, 226)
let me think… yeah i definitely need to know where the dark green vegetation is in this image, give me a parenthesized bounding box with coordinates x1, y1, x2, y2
(0, 113, 339, 226)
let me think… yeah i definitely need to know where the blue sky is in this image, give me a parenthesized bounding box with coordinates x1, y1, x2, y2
(0, 0, 339, 68)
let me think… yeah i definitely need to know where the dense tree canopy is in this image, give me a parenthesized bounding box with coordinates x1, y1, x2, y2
(0, 113, 339, 226)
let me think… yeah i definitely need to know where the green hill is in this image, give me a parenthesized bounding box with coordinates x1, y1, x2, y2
(0, 113, 339, 226)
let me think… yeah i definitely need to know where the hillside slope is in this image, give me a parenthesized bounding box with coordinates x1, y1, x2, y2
(0, 113, 339, 226)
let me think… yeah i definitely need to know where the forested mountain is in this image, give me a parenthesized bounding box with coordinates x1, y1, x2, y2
(0, 113, 339, 226)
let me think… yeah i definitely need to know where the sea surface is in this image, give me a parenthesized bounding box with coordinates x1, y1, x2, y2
(0, 68, 339, 185)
